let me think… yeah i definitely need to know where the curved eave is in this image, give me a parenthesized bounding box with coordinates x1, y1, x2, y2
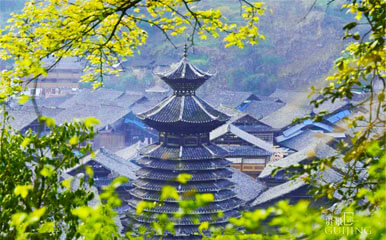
(129, 188, 236, 203)
(127, 198, 240, 214)
(142, 119, 225, 133)
(132, 179, 235, 192)
(155, 57, 214, 81)
(137, 95, 229, 128)
(135, 158, 231, 171)
(127, 209, 240, 225)
(136, 168, 232, 182)
(139, 143, 229, 160)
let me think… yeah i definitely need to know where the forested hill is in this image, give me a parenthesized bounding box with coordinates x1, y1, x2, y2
(0, 0, 351, 95)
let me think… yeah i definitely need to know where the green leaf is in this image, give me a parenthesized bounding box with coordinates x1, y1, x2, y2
(21, 137, 31, 148)
(40, 165, 54, 177)
(46, 117, 55, 128)
(198, 221, 209, 233)
(366, 141, 381, 156)
(175, 173, 191, 184)
(85, 166, 94, 178)
(62, 178, 73, 190)
(343, 22, 357, 30)
(11, 213, 27, 226)
(38, 222, 54, 233)
(378, 92, 385, 102)
(14, 185, 33, 199)
(71, 206, 91, 220)
(18, 95, 29, 105)
(84, 117, 100, 128)
(68, 136, 78, 145)
(28, 207, 46, 224)
(40, 116, 56, 128)
(136, 201, 155, 215)
(111, 176, 128, 188)
(161, 185, 179, 201)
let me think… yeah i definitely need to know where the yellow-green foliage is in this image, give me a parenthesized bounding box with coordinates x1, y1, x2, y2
(0, 0, 264, 98)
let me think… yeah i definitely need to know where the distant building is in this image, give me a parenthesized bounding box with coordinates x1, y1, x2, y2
(54, 88, 157, 150)
(211, 105, 274, 177)
(236, 94, 286, 119)
(9, 88, 158, 151)
(28, 58, 82, 98)
(65, 147, 140, 218)
(251, 140, 344, 209)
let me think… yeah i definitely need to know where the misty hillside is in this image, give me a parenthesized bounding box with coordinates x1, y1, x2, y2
(113, 0, 351, 96)
(0, 0, 350, 95)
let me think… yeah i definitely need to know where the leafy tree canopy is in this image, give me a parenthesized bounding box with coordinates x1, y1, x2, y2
(0, 0, 265, 97)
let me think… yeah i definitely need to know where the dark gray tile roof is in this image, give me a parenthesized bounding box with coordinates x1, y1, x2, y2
(130, 188, 236, 203)
(138, 95, 229, 123)
(279, 131, 322, 151)
(136, 168, 232, 182)
(251, 178, 306, 207)
(136, 157, 230, 171)
(229, 168, 267, 202)
(24, 95, 73, 108)
(19, 106, 64, 118)
(66, 147, 139, 180)
(216, 105, 274, 132)
(128, 209, 239, 227)
(211, 124, 274, 153)
(128, 198, 239, 216)
(242, 100, 285, 119)
(0, 108, 37, 131)
(259, 139, 336, 179)
(216, 104, 246, 121)
(222, 145, 271, 157)
(53, 103, 130, 129)
(155, 57, 213, 91)
(312, 97, 350, 114)
(252, 167, 343, 207)
(59, 88, 124, 108)
(130, 98, 160, 114)
(260, 103, 312, 129)
(140, 143, 228, 160)
(114, 92, 145, 108)
(269, 88, 312, 104)
(132, 178, 234, 193)
(264, 88, 354, 129)
(259, 89, 314, 129)
(145, 85, 169, 93)
(199, 89, 253, 108)
(1, 105, 64, 131)
(114, 141, 144, 160)
(237, 124, 273, 132)
(157, 57, 213, 80)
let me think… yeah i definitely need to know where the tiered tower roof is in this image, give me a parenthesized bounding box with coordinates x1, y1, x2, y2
(127, 51, 240, 238)
(138, 55, 228, 133)
(155, 54, 214, 92)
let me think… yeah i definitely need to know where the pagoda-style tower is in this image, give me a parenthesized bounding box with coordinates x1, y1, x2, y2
(128, 51, 240, 238)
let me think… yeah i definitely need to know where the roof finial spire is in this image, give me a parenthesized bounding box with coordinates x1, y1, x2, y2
(183, 43, 188, 58)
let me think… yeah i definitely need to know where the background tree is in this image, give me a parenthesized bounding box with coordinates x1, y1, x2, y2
(0, 114, 110, 239)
